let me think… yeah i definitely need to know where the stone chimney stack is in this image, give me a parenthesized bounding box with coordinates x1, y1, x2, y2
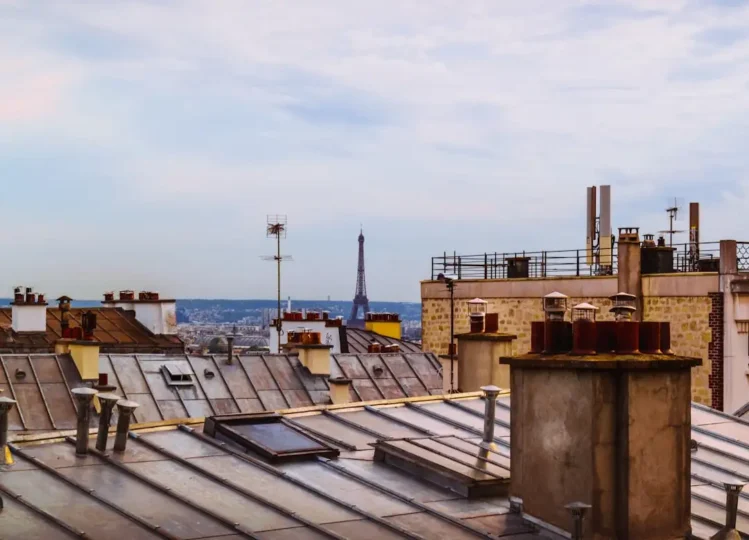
(501, 303, 700, 539)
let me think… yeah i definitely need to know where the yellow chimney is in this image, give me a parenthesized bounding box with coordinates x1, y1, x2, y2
(57, 340, 100, 381)
(365, 313, 402, 340)
(328, 377, 352, 405)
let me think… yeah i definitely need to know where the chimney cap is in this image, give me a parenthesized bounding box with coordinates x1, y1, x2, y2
(97, 392, 121, 404)
(0, 396, 17, 412)
(116, 399, 140, 411)
(545, 291, 569, 299)
(72, 387, 98, 399)
(468, 298, 488, 305)
(56, 295, 73, 302)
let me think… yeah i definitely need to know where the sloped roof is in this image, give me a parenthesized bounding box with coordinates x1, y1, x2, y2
(97, 352, 444, 424)
(8, 392, 749, 538)
(0, 354, 84, 432)
(1, 392, 560, 539)
(0, 307, 184, 354)
(344, 327, 421, 354)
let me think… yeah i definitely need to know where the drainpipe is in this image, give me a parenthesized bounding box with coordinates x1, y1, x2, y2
(95, 393, 121, 452)
(72, 387, 98, 456)
(113, 400, 139, 452)
(565, 502, 592, 540)
(480, 385, 501, 450)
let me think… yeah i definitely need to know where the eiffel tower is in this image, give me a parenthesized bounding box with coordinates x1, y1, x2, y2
(348, 228, 371, 325)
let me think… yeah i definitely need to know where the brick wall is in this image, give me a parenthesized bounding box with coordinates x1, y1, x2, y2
(708, 292, 724, 410)
(423, 295, 714, 406)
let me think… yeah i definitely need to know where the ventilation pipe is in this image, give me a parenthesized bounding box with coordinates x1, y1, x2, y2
(565, 502, 592, 540)
(480, 385, 501, 450)
(711, 482, 745, 539)
(113, 400, 139, 452)
(227, 335, 235, 364)
(95, 393, 121, 452)
(72, 387, 98, 456)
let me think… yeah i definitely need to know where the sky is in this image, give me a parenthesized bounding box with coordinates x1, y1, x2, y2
(2, 0, 749, 302)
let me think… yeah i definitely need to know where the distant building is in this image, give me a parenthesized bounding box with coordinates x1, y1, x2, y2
(0, 288, 184, 354)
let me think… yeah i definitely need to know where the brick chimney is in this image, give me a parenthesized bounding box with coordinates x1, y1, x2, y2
(501, 302, 700, 539)
(102, 290, 177, 335)
(10, 286, 48, 333)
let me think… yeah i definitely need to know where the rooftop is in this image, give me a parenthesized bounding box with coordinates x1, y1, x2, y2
(3, 352, 443, 433)
(4, 391, 748, 538)
(0, 307, 184, 354)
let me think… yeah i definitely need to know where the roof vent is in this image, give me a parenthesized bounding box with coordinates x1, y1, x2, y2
(161, 364, 194, 387)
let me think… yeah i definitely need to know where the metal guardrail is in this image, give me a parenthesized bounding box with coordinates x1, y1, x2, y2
(430, 242, 724, 281)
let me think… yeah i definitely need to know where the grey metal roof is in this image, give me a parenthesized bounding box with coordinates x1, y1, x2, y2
(1, 393, 559, 540)
(6, 392, 749, 538)
(344, 327, 422, 354)
(0, 354, 84, 432)
(98, 353, 443, 424)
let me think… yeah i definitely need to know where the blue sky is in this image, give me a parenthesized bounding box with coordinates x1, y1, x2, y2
(2, 0, 749, 302)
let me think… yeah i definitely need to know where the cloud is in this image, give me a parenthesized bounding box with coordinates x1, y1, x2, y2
(2, 0, 749, 300)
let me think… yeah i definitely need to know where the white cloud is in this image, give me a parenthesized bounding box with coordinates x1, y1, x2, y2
(3, 0, 749, 299)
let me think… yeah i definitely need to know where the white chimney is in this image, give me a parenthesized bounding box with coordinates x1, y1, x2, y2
(11, 287, 48, 333)
(102, 290, 177, 335)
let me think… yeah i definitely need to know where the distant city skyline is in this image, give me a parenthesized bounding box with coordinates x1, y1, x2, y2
(3, 1, 749, 301)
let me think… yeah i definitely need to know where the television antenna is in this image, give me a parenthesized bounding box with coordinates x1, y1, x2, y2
(263, 215, 292, 352)
(658, 197, 685, 248)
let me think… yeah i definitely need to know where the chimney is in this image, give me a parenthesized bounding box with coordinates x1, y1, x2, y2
(365, 312, 402, 340)
(328, 377, 352, 405)
(501, 311, 701, 539)
(95, 393, 121, 452)
(480, 385, 501, 450)
(113, 399, 139, 452)
(283, 329, 332, 376)
(10, 286, 48, 333)
(0, 397, 16, 466)
(72, 387, 98, 456)
(102, 290, 177, 335)
(455, 310, 516, 393)
(617, 227, 642, 320)
(226, 334, 235, 364)
(57, 296, 72, 335)
(57, 338, 100, 381)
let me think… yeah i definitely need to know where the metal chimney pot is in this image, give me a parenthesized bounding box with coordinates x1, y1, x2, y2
(113, 400, 139, 452)
(95, 393, 121, 452)
(480, 385, 501, 450)
(227, 335, 235, 364)
(72, 387, 98, 456)
(711, 482, 745, 539)
(565, 502, 592, 540)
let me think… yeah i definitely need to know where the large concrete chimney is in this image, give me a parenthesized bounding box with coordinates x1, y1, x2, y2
(102, 290, 177, 335)
(501, 310, 700, 539)
(282, 329, 332, 376)
(455, 311, 516, 393)
(11, 286, 47, 333)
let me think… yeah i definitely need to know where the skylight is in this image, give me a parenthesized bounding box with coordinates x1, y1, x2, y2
(161, 364, 194, 386)
(204, 413, 340, 462)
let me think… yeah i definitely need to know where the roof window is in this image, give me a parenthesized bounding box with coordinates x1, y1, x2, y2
(161, 364, 194, 386)
(204, 413, 339, 462)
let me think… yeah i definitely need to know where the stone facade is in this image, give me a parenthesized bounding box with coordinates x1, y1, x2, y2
(423, 295, 713, 405)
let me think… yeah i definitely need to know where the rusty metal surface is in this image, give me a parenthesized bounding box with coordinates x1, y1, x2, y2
(344, 328, 422, 354)
(0, 307, 184, 354)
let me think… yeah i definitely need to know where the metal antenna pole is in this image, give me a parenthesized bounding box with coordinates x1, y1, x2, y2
(450, 282, 455, 393)
(277, 231, 281, 352)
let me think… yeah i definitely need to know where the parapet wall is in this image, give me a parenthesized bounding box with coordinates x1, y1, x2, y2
(421, 273, 718, 405)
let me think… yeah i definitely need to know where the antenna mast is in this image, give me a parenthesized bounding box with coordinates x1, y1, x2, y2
(659, 198, 685, 248)
(265, 215, 290, 352)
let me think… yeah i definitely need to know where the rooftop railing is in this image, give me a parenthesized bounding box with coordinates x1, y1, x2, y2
(430, 241, 724, 281)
